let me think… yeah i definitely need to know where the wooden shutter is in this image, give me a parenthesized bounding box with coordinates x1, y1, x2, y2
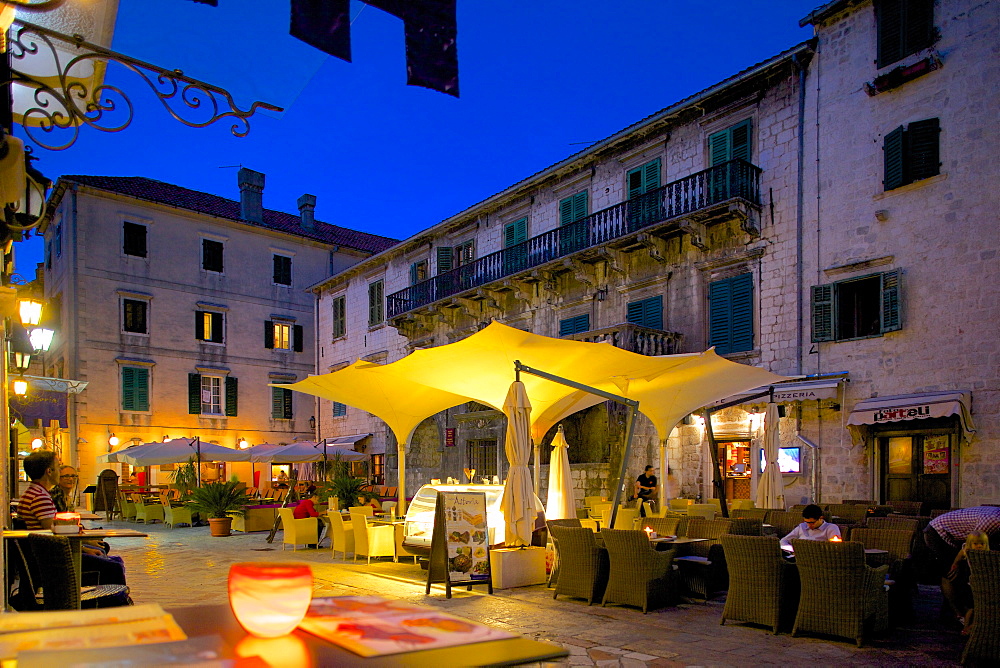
(122, 368, 135, 411)
(729, 273, 753, 353)
(708, 129, 731, 167)
(195, 312, 205, 340)
(211, 313, 224, 343)
(876, 0, 904, 67)
(627, 166, 645, 200)
(880, 269, 902, 333)
(883, 126, 906, 190)
(264, 320, 274, 348)
(643, 159, 661, 191)
(905, 0, 935, 55)
(332, 297, 345, 338)
(333, 402, 347, 417)
(225, 376, 238, 417)
(907, 118, 940, 181)
(627, 295, 663, 330)
(730, 120, 752, 163)
(626, 300, 644, 325)
(368, 281, 384, 325)
(293, 324, 304, 352)
(572, 192, 587, 222)
(202, 239, 223, 272)
(123, 222, 147, 258)
(409, 263, 418, 285)
(282, 388, 293, 419)
(271, 388, 284, 419)
(188, 373, 201, 414)
(559, 191, 587, 226)
(504, 218, 527, 248)
(811, 284, 835, 342)
(133, 368, 149, 412)
(559, 314, 590, 336)
(437, 246, 453, 274)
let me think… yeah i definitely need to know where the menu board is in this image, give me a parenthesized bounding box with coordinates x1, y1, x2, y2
(425, 491, 493, 598)
(923, 434, 950, 474)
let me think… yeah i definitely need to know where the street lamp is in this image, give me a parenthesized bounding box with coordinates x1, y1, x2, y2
(16, 295, 41, 327)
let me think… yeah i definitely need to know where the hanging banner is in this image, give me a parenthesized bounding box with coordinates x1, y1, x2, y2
(10, 389, 67, 428)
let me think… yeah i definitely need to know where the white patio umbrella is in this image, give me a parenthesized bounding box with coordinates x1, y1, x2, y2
(756, 402, 784, 509)
(116, 437, 251, 467)
(246, 440, 367, 463)
(545, 425, 575, 520)
(499, 380, 535, 546)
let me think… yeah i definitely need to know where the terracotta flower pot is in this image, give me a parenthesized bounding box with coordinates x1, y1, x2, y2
(208, 517, 233, 537)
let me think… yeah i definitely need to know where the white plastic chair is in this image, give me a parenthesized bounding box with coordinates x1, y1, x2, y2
(350, 513, 395, 564)
(328, 510, 355, 560)
(278, 508, 318, 550)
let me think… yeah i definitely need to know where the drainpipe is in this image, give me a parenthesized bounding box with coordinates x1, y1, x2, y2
(792, 53, 807, 377)
(796, 432, 820, 504)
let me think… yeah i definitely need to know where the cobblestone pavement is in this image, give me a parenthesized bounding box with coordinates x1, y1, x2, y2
(103, 519, 965, 667)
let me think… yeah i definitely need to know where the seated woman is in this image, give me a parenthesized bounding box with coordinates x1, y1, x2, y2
(356, 494, 382, 511)
(942, 530, 989, 632)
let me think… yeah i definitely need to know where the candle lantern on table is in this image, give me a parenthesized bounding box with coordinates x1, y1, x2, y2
(52, 512, 81, 534)
(830, 535, 842, 542)
(228, 563, 313, 637)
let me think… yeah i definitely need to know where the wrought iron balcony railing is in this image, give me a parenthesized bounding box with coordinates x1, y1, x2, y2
(563, 322, 681, 356)
(388, 159, 760, 318)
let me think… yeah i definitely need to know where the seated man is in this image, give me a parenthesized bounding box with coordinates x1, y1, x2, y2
(18, 452, 127, 586)
(635, 465, 658, 516)
(780, 503, 842, 549)
(293, 492, 324, 548)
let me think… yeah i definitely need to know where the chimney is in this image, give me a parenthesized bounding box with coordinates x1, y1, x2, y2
(297, 193, 316, 230)
(238, 167, 265, 223)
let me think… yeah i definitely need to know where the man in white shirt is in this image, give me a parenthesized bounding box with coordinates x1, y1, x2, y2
(780, 504, 842, 549)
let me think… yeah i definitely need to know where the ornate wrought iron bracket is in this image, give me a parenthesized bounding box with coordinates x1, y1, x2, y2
(4, 19, 282, 151)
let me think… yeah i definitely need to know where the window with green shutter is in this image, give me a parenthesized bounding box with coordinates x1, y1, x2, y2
(271, 386, 293, 419)
(122, 299, 148, 334)
(202, 239, 224, 273)
(332, 401, 347, 417)
(708, 119, 752, 167)
(454, 240, 475, 267)
(409, 260, 428, 285)
(273, 255, 292, 286)
(368, 280, 384, 326)
(504, 218, 528, 248)
(883, 118, 940, 191)
(225, 376, 238, 417)
(708, 273, 754, 355)
(331, 296, 346, 339)
(626, 159, 662, 228)
(559, 314, 591, 337)
(436, 246, 453, 274)
(875, 0, 935, 69)
(626, 295, 663, 330)
(559, 191, 588, 255)
(121, 367, 149, 412)
(811, 270, 902, 342)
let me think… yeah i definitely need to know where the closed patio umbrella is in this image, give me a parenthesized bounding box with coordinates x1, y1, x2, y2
(500, 380, 535, 546)
(545, 425, 575, 520)
(756, 402, 784, 509)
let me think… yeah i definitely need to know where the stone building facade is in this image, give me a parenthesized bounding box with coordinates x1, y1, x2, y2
(40, 169, 396, 487)
(317, 0, 998, 511)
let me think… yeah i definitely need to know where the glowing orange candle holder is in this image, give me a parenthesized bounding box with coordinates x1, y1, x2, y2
(228, 563, 313, 638)
(52, 512, 81, 534)
(643, 526, 657, 539)
(830, 535, 842, 542)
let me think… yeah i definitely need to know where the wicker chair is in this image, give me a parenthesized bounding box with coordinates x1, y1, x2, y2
(791, 540, 889, 646)
(826, 503, 869, 525)
(767, 511, 804, 538)
(677, 518, 731, 599)
(600, 528, 676, 613)
(732, 508, 768, 521)
(930, 508, 957, 519)
(669, 498, 694, 513)
(132, 495, 164, 524)
(865, 517, 921, 533)
(546, 518, 583, 587)
(688, 504, 717, 520)
(850, 528, 917, 620)
(729, 517, 763, 536)
(641, 516, 685, 538)
(25, 534, 131, 610)
(888, 500, 924, 516)
(548, 525, 608, 605)
(720, 535, 796, 633)
(843, 499, 877, 507)
(118, 492, 137, 522)
(962, 549, 1000, 665)
(328, 511, 355, 560)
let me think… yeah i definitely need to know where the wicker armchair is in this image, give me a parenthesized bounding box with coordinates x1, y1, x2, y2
(826, 503, 869, 525)
(546, 518, 582, 587)
(720, 535, 796, 633)
(549, 525, 608, 605)
(850, 528, 917, 620)
(677, 518, 731, 599)
(600, 529, 676, 613)
(962, 549, 1000, 665)
(25, 535, 130, 610)
(791, 540, 889, 646)
(865, 517, 922, 532)
(888, 500, 924, 516)
(641, 516, 685, 538)
(732, 508, 768, 521)
(729, 518, 763, 536)
(766, 511, 804, 537)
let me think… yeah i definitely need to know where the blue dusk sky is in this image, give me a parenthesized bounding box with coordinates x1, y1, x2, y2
(15, 0, 822, 274)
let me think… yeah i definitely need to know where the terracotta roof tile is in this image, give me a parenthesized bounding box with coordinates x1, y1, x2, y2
(60, 175, 399, 255)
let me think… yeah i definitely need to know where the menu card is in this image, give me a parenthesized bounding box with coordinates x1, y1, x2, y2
(299, 596, 514, 657)
(0, 604, 186, 663)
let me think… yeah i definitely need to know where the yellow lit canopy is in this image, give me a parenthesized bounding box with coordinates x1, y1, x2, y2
(283, 322, 788, 443)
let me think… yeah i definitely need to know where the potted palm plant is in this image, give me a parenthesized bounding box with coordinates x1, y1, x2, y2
(189, 479, 246, 536)
(169, 457, 198, 498)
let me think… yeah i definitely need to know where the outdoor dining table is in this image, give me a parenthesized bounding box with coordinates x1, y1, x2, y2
(168, 603, 568, 666)
(2, 528, 148, 582)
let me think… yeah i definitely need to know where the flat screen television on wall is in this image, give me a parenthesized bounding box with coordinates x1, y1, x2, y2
(760, 446, 801, 474)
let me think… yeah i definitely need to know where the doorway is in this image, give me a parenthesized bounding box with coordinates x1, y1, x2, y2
(878, 428, 953, 512)
(717, 439, 752, 500)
